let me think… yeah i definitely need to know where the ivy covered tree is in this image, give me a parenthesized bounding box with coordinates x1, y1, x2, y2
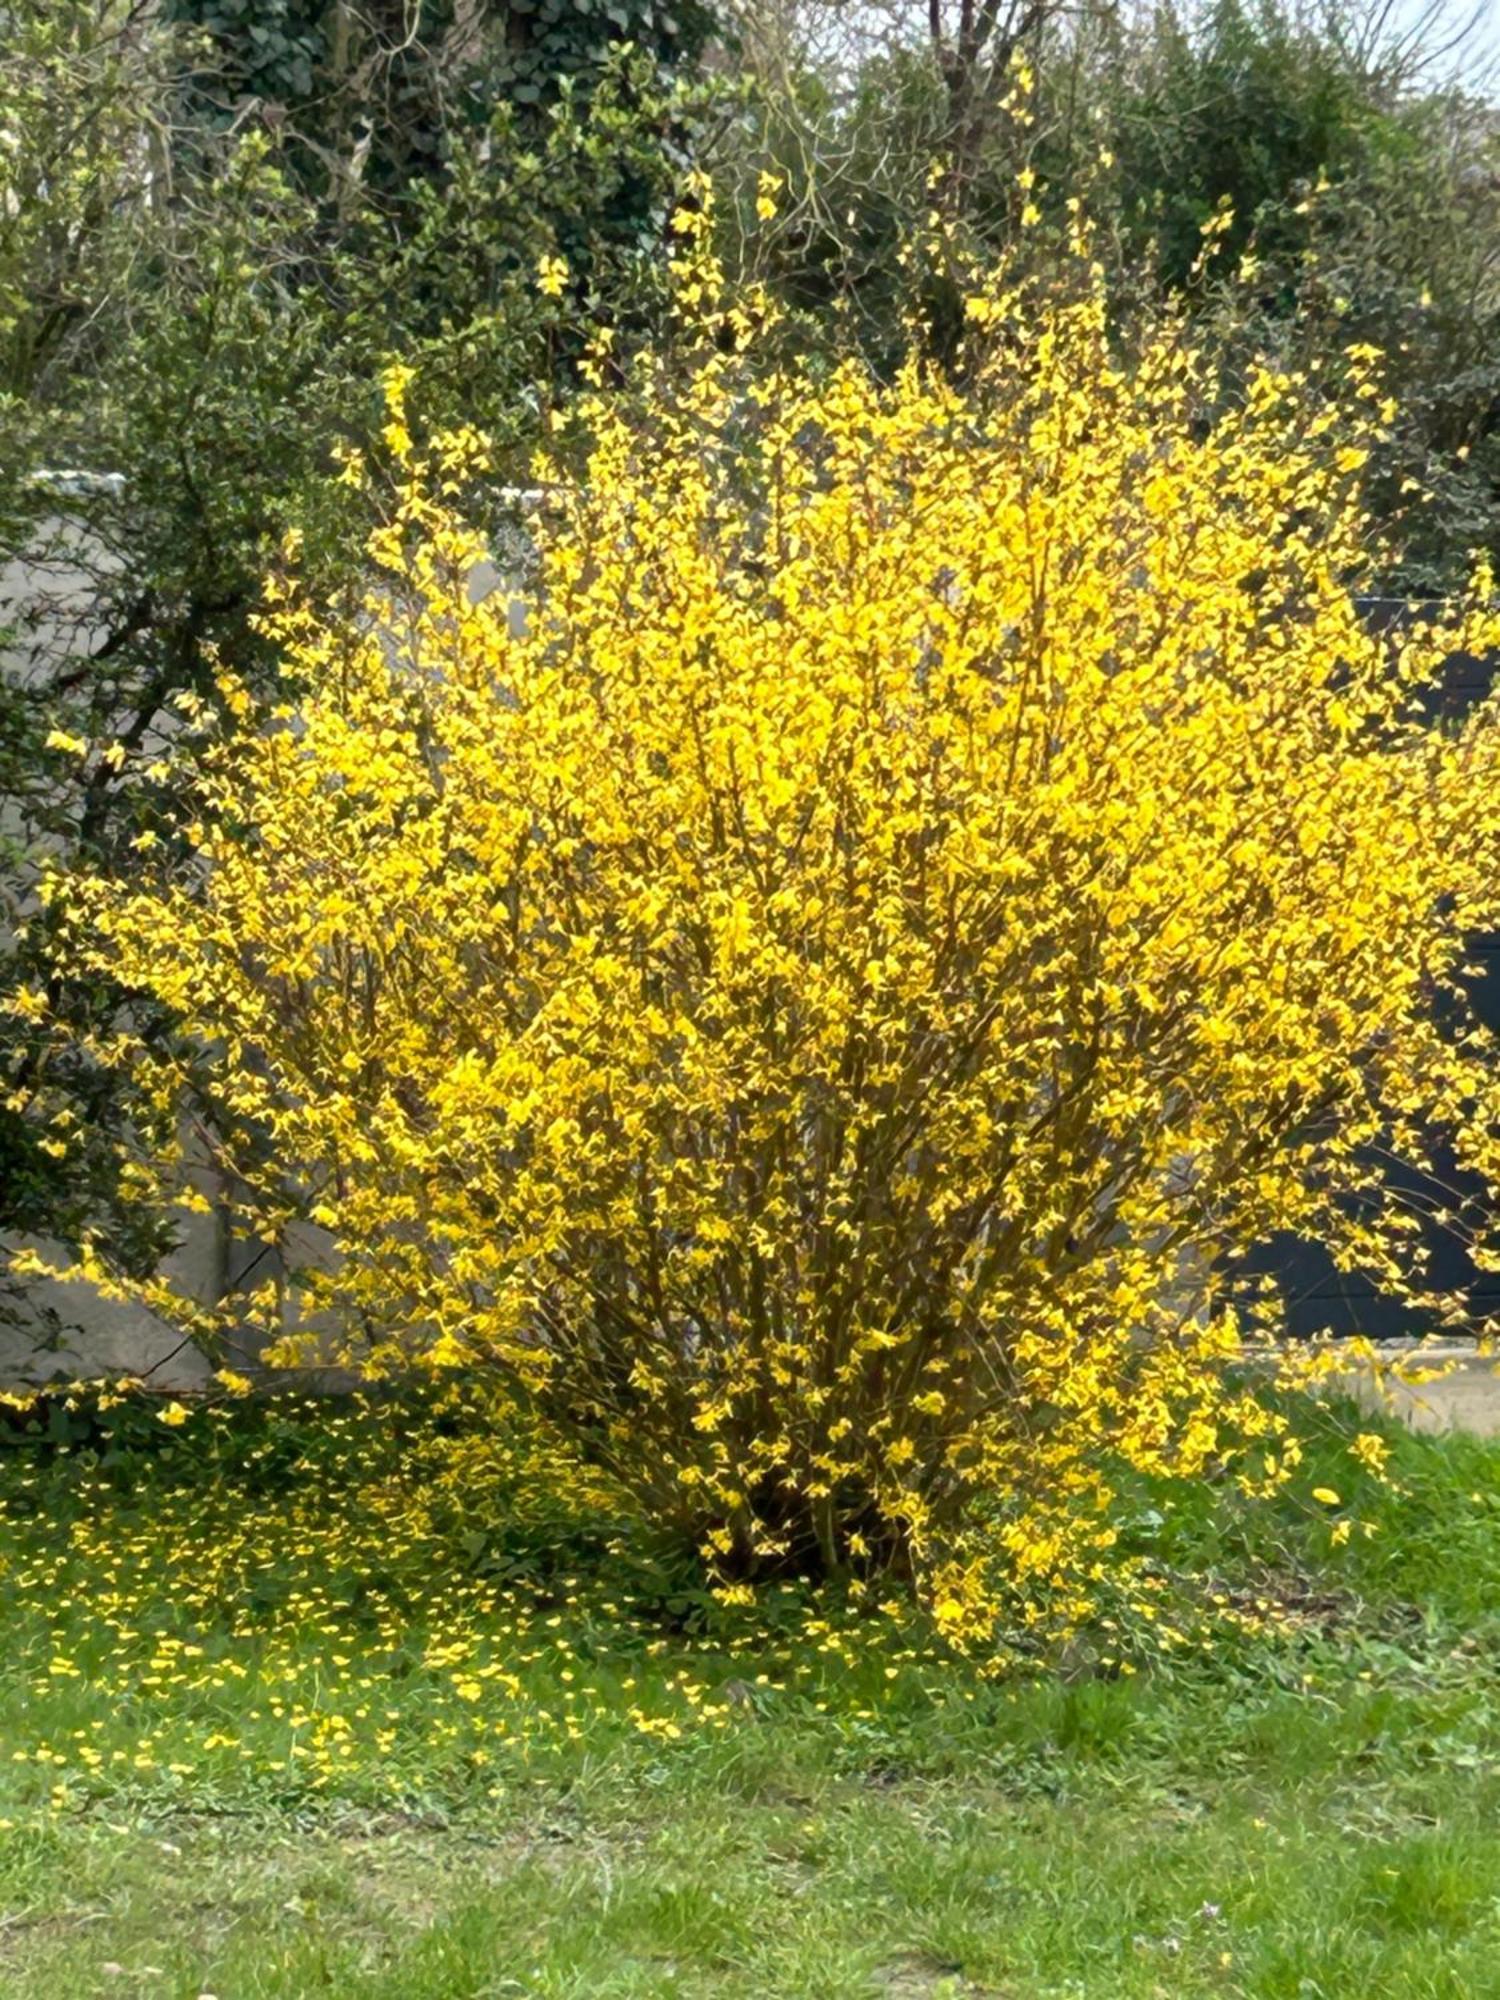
(163, 0, 720, 210)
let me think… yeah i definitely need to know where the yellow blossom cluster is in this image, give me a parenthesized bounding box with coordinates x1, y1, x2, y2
(32, 223, 1500, 1638)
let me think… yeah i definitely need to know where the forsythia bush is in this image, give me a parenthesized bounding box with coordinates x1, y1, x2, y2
(28, 223, 1500, 1635)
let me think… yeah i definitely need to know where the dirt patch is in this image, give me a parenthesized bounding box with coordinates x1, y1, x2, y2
(875, 1952, 1000, 1996)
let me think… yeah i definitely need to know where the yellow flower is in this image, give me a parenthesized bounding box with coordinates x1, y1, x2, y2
(1349, 1432, 1390, 1475)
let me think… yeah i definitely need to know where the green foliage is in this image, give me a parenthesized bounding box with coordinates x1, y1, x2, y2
(1237, 94, 1500, 591)
(372, 48, 715, 443)
(0, 1, 174, 403)
(165, 0, 325, 108)
(165, 0, 720, 207)
(1100, 0, 1404, 286)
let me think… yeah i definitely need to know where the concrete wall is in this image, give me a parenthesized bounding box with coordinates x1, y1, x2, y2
(1, 506, 524, 1386)
(1, 508, 223, 1385)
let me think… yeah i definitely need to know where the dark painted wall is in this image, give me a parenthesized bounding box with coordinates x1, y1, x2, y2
(1238, 609, 1500, 1340)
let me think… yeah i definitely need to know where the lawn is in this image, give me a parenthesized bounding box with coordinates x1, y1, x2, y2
(1, 1390, 1499, 1999)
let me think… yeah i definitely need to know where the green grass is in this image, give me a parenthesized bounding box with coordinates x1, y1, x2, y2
(2, 1390, 1500, 1998)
